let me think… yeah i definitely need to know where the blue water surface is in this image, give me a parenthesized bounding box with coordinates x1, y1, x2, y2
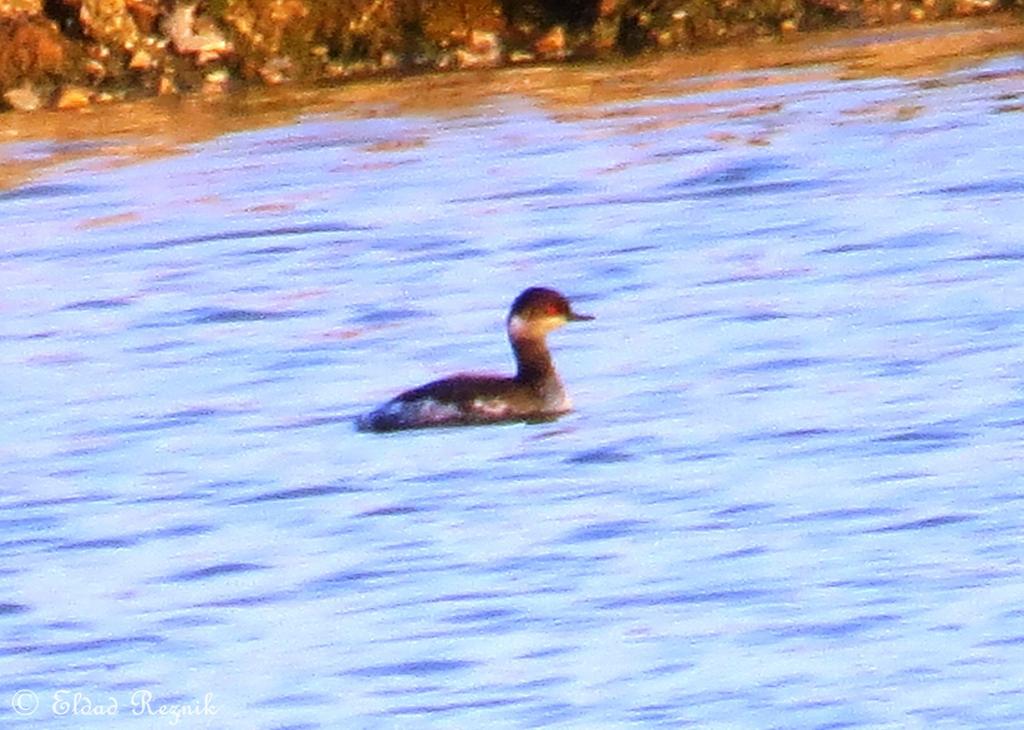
(2, 42, 1024, 730)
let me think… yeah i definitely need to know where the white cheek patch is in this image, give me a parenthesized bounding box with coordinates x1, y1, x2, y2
(508, 314, 528, 338)
(509, 314, 563, 337)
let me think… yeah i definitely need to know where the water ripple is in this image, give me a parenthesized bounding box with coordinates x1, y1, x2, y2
(346, 659, 477, 678)
(3, 40, 1024, 730)
(163, 562, 268, 583)
(866, 514, 977, 533)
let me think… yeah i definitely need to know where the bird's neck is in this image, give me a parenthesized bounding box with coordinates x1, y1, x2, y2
(511, 333, 556, 385)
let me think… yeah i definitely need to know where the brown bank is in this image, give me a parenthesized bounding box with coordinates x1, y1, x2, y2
(1, 0, 1022, 112)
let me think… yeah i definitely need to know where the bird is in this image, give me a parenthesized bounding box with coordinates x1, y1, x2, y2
(357, 287, 593, 431)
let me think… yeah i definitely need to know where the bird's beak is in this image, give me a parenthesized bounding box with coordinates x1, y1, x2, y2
(568, 310, 594, 322)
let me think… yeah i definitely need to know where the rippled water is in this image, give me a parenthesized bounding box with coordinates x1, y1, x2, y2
(3, 34, 1024, 729)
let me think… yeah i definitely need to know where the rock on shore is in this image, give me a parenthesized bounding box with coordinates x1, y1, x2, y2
(0, 0, 1020, 111)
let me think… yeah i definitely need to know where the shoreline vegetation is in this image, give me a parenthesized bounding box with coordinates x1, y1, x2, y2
(1, 0, 1022, 114)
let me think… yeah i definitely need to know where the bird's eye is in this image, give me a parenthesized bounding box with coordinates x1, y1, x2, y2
(544, 304, 561, 316)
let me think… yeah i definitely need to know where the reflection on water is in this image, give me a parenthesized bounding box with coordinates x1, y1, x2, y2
(3, 24, 1024, 729)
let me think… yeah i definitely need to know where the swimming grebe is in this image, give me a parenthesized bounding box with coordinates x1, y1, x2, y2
(357, 287, 593, 432)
